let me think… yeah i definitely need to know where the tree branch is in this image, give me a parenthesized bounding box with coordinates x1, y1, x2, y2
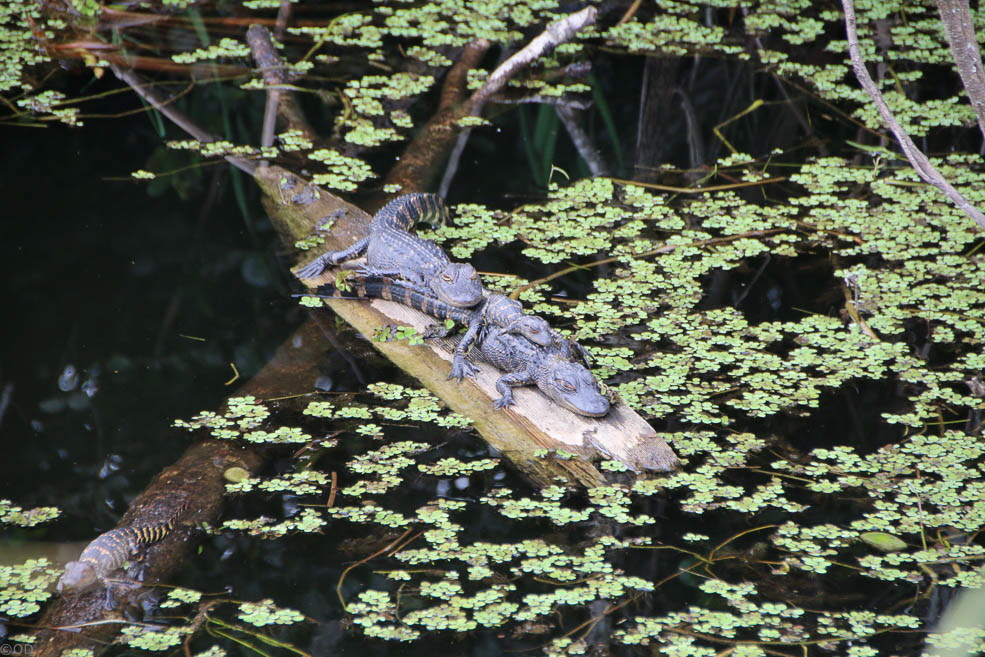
(386, 8, 597, 193)
(109, 64, 256, 175)
(841, 0, 985, 230)
(936, 0, 985, 142)
(246, 24, 318, 149)
(466, 7, 597, 114)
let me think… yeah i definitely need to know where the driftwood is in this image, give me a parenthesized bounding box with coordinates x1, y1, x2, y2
(261, 165, 679, 485)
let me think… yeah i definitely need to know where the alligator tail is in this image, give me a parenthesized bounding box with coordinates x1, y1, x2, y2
(373, 193, 448, 232)
(306, 276, 469, 324)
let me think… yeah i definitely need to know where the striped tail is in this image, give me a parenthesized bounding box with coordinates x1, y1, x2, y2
(372, 193, 449, 232)
(309, 276, 470, 324)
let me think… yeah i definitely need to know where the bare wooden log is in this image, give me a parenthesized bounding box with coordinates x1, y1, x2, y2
(263, 165, 679, 484)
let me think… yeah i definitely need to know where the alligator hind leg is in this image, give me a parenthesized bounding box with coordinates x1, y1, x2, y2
(492, 371, 534, 410)
(296, 237, 370, 279)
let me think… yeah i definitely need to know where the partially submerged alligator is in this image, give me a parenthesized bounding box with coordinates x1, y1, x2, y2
(57, 505, 187, 595)
(296, 193, 484, 308)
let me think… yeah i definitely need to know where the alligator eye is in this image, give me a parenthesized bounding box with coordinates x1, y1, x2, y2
(529, 328, 541, 334)
(441, 273, 453, 282)
(556, 379, 576, 393)
(470, 271, 478, 280)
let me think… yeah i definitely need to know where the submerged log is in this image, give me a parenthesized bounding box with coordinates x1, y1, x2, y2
(32, 441, 262, 656)
(258, 165, 679, 486)
(31, 319, 341, 656)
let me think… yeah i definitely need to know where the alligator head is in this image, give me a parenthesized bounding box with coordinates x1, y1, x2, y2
(57, 560, 98, 594)
(512, 314, 554, 347)
(434, 262, 484, 307)
(545, 361, 611, 417)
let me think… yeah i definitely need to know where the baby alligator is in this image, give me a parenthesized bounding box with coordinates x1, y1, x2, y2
(309, 275, 569, 381)
(296, 193, 484, 308)
(57, 512, 183, 594)
(478, 325, 611, 417)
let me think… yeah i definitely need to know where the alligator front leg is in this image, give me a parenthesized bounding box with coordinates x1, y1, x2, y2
(492, 370, 535, 410)
(449, 354, 479, 381)
(296, 237, 370, 279)
(448, 317, 484, 381)
(356, 266, 427, 287)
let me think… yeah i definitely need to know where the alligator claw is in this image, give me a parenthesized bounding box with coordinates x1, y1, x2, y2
(492, 395, 515, 410)
(448, 357, 479, 382)
(296, 255, 331, 279)
(422, 323, 452, 339)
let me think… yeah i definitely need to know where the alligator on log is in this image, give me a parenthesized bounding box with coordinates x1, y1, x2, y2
(303, 274, 607, 415)
(272, 169, 680, 482)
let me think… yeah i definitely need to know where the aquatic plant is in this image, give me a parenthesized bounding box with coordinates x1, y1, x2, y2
(8, 1, 985, 655)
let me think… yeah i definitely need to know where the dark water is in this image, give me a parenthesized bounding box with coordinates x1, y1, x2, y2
(0, 77, 302, 531)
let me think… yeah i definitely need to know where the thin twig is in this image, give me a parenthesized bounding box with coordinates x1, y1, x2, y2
(336, 529, 418, 611)
(841, 0, 985, 230)
(109, 64, 255, 174)
(616, 0, 643, 26)
(466, 7, 597, 114)
(327, 471, 338, 508)
(509, 229, 787, 299)
(556, 104, 609, 176)
(0, 383, 12, 430)
(274, 0, 292, 42)
(438, 128, 471, 199)
(606, 175, 786, 194)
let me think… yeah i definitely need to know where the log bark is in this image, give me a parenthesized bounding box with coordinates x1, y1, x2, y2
(936, 0, 985, 142)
